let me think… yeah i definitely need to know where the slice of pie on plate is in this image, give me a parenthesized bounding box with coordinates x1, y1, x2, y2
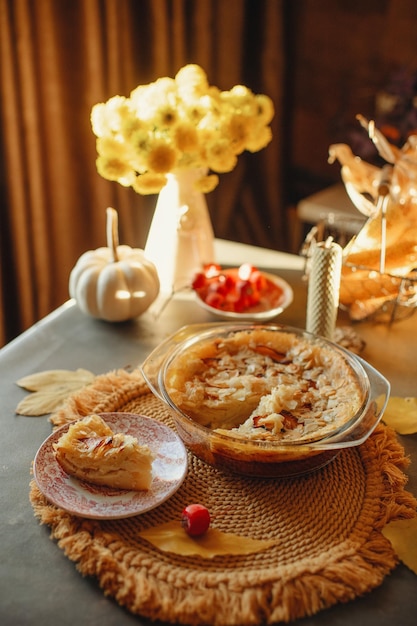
(53, 414, 155, 490)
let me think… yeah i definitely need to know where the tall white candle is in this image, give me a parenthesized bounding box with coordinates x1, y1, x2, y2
(306, 238, 342, 340)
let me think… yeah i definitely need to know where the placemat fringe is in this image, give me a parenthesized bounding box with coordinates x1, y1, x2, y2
(365, 425, 415, 525)
(50, 369, 147, 429)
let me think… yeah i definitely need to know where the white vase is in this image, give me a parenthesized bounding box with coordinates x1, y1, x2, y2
(144, 168, 215, 294)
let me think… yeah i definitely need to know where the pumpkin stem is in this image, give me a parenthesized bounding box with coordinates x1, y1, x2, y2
(106, 207, 119, 262)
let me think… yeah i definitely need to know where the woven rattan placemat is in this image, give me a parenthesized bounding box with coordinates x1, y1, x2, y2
(30, 369, 417, 626)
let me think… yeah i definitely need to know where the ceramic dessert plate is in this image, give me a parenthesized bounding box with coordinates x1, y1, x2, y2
(33, 413, 188, 519)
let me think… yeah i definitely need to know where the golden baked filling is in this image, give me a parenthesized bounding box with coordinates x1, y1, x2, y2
(165, 329, 364, 443)
(53, 414, 154, 490)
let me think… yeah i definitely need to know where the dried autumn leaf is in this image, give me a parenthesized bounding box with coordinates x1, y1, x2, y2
(17, 369, 95, 391)
(139, 521, 277, 558)
(382, 517, 417, 575)
(378, 396, 417, 435)
(16, 369, 95, 416)
(16, 390, 68, 416)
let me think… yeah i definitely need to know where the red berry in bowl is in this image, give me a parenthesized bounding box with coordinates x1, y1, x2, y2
(191, 271, 207, 290)
(181, 504, 211, 537)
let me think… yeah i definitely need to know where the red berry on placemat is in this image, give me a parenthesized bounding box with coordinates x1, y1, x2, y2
(181, 504, 211, 537)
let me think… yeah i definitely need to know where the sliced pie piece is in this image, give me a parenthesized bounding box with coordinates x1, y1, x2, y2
(53, 414, 154, 490)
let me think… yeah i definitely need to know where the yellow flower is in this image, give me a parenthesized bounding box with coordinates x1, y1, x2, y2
(173, 122, 199, 152)
(90, 103, 107, 136)
(246, 125, 273, 152)
(96, 135, 130, 160)
(91, 96, 131, 136)
(91, 64, 274, 194)
(96, 155, 134, 185)
(123, 129, 150, 173)
(146, 140, 178, 174)
(132, 172, 167, 194)
(120, 114, 147, 140)
(206, 139, 238, 173)
(224, 115, 251, 154)
(255, 94, 275, 125)
(181, 102, 207, 124)
(195, 174, 219, 193)
(221, 86, 258, 116)
(154, 104, 179, 128)
(175, 64, 209, 97)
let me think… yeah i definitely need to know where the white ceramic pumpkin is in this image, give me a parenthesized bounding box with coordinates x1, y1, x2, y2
(69, 208, 160, 321)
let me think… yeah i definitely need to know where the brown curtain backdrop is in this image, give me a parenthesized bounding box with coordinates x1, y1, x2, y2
(0, 0, 287, 346)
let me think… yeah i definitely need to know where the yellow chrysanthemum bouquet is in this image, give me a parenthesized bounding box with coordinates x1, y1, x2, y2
(91, 64, 274, 195)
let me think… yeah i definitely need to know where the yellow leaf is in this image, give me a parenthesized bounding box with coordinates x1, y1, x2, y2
(16, 369, 95, 416)
(139, 521, 278, 559)
(16, 390, 69, 416)
(378, 396, 417, 435)
(17, 369, 95, 391)
(382, 518, 417, 575)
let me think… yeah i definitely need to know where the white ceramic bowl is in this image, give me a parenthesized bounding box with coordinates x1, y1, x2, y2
(194, 270, 293, 321)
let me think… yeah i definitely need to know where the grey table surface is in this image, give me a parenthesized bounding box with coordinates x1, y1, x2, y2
(1, 239, 416, 626)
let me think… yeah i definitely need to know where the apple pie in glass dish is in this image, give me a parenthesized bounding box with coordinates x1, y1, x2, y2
(141, 323, 390, 477)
